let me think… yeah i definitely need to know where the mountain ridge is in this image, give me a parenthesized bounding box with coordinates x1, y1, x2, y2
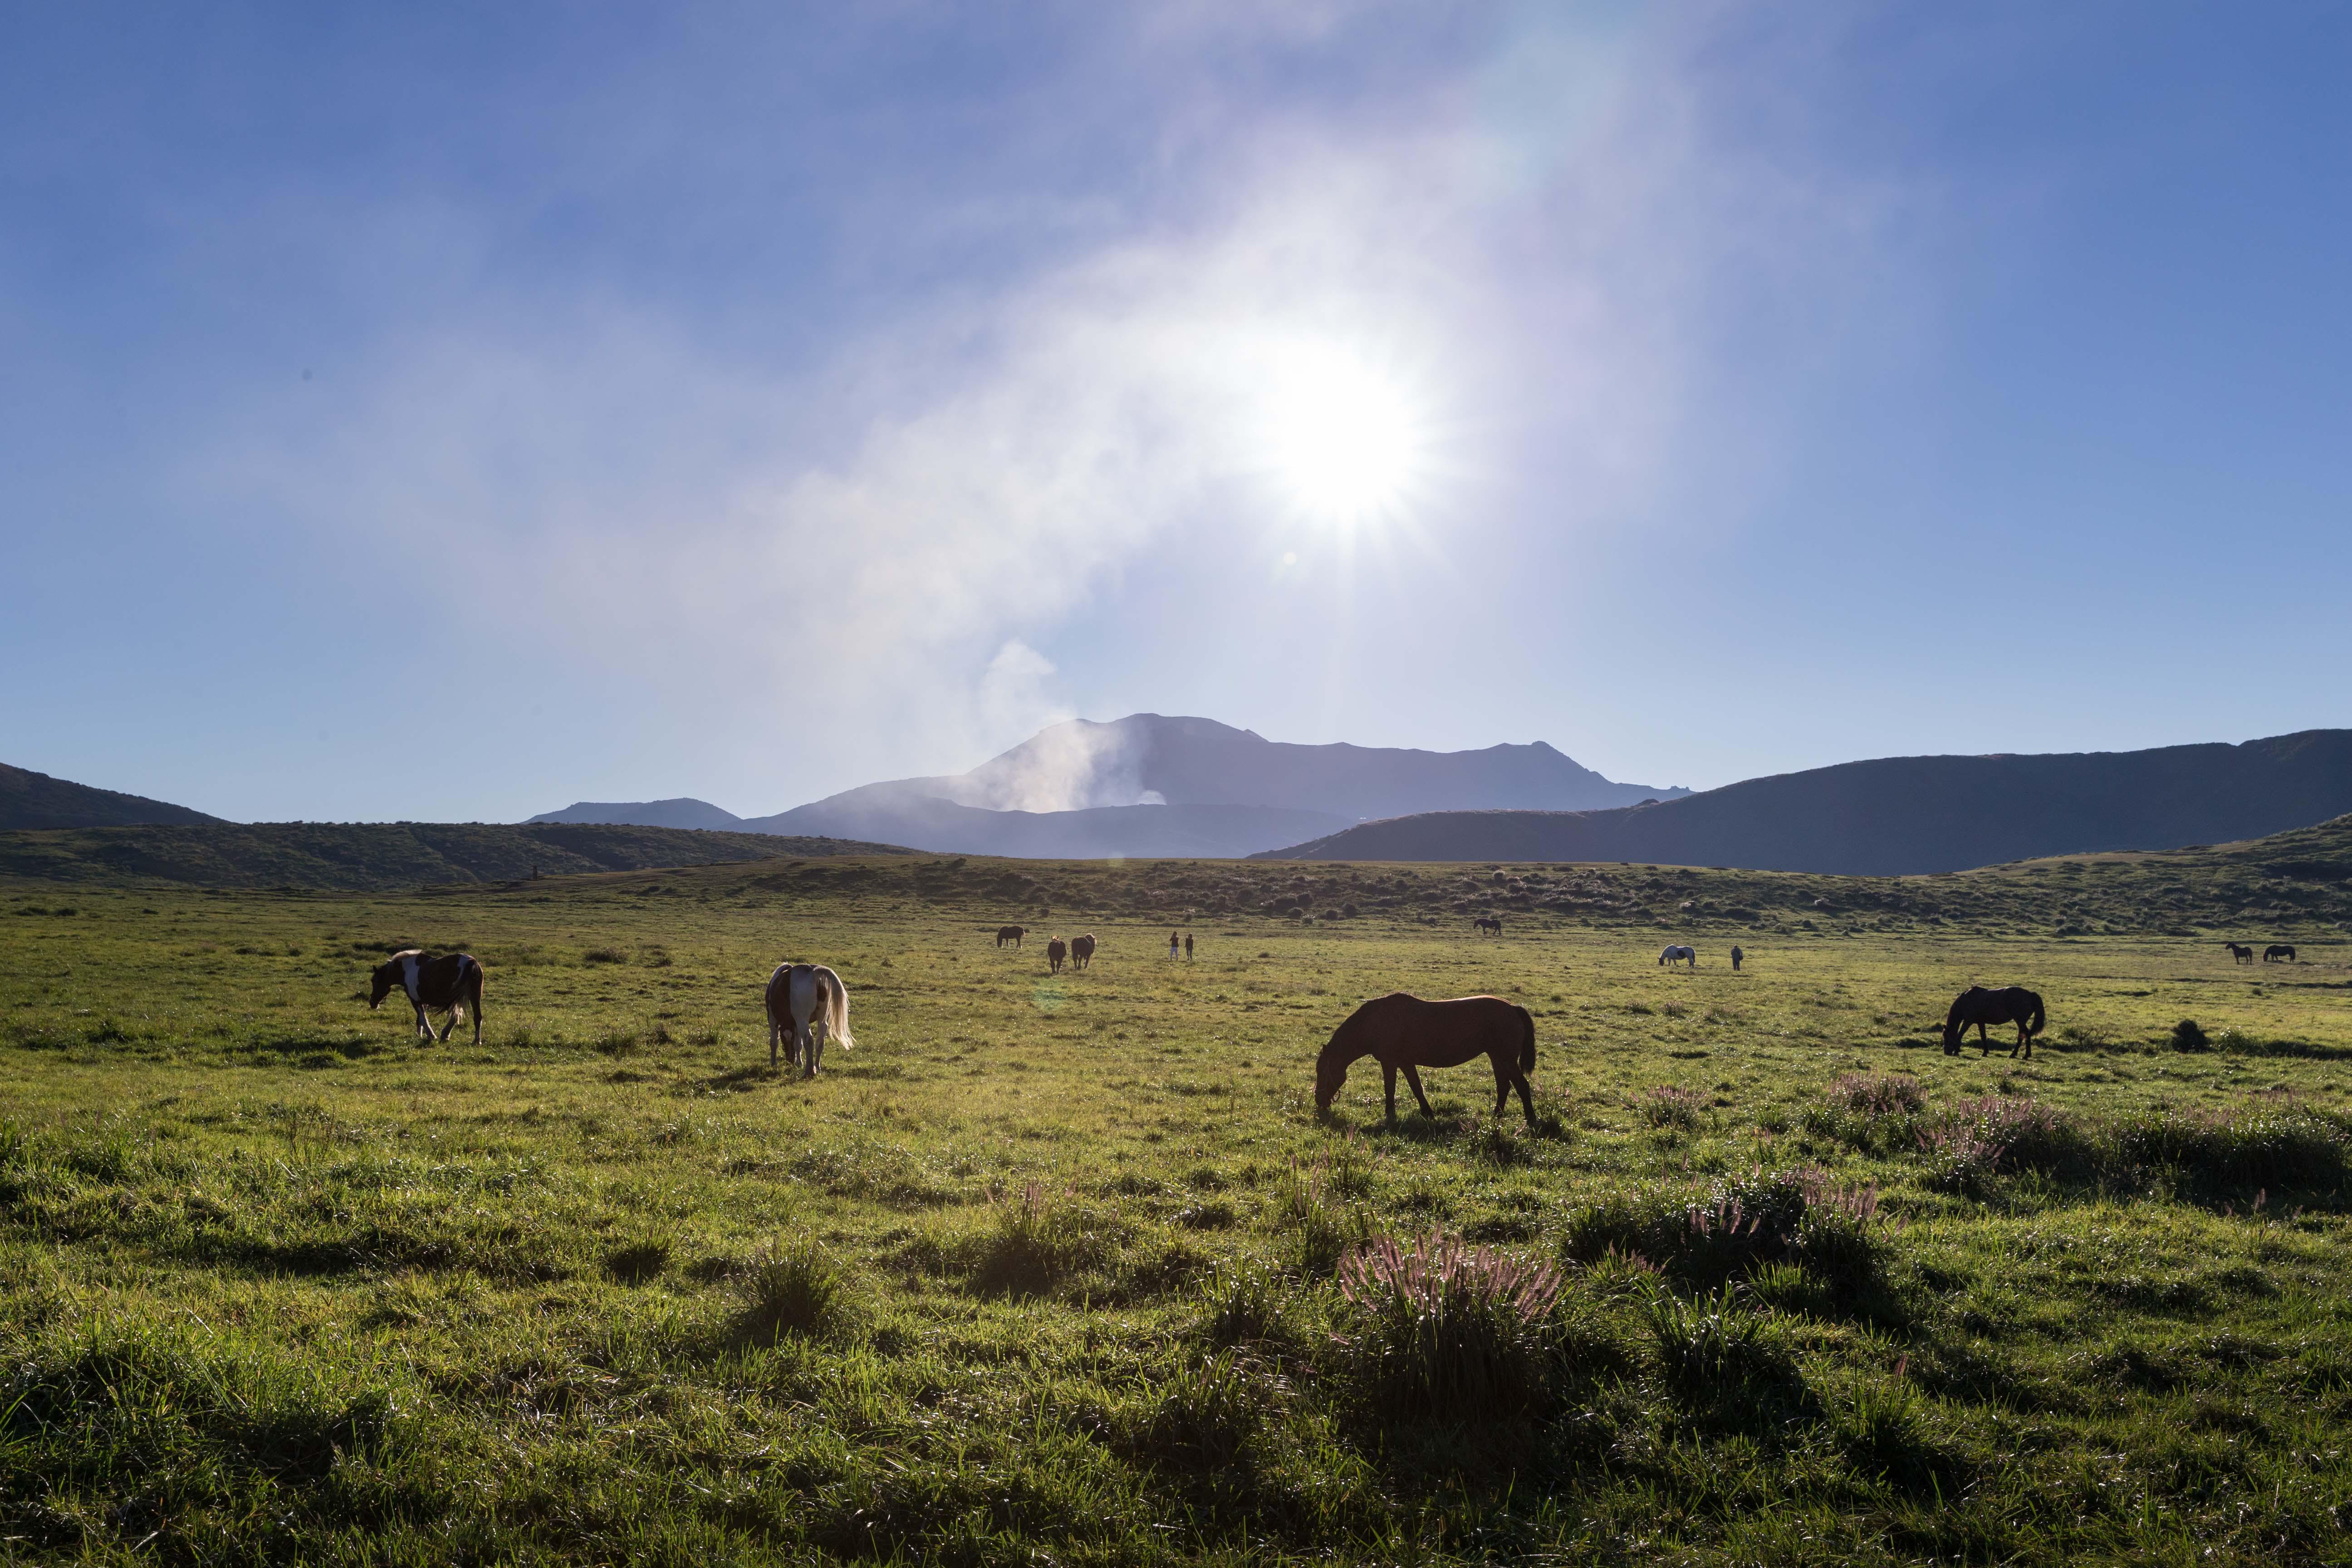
(535, 714, 1686, 857)
(1255, 729, 2352, 874)
(1, 762, 222, 831)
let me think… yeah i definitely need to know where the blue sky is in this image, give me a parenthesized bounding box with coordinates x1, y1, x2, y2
(4, 3, 2348, 823)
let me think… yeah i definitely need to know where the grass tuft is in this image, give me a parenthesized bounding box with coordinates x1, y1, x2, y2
(1337, 1231, 1564, 1425)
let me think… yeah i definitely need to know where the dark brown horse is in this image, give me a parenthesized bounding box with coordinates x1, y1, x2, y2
(1046, 937, 1067, 974)
(1071, 933, 1096, 970)
(2225, 942, 2254, 964)
(1941, 985, 2045, 1059)
(996, 925, 1025, 948)
(1315, 993, 1537, 1129)
(2264, 944, 2297, 964)
(1473, 916, 1502, 936)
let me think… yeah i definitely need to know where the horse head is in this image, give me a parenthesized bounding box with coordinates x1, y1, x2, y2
(367, 961, 399, 1010)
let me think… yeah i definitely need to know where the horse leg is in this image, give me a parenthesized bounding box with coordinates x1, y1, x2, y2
(412, 1001, 431, 1042)
(1400, 1063, 1437, 1117)
(1382, 1063, 1398, 1121)
(805, 1019, 823, 1079)
(437, 1005, 457, 1044)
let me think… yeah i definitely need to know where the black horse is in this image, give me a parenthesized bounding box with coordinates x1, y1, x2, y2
(2264, 944, 2297, 964)
(1942, 985, 2045, 1059)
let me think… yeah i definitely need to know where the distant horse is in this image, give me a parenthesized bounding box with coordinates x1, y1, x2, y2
(369, 950, 485, 1044)
(996, 925, 1026, 948)
(1047, 937, 1067, 974)
(1473, 917, 1503, 937)
(2265, 944, 2297, 964)
(1072, 933, 1096, 970)
(1315, 993, 1538, 1129)
(1941, 985, 2045, 1059)
(2225, 942, 2254, 964)
(1659, 945, 1696, 969)
(764, 962, 854, 1076)
(1730, 945, 1744, 972)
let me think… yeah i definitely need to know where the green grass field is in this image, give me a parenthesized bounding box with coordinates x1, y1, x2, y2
(5, 854, 2352, 1565)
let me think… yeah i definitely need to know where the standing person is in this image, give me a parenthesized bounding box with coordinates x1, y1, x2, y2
(1168, 930, 1180, 959)
(1730, 945, 1744, 972)
(1184, 933, 1193, 960)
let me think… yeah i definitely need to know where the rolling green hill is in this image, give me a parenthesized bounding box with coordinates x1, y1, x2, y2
(0, 761, 221, 830)
(0, 820, 912, 891)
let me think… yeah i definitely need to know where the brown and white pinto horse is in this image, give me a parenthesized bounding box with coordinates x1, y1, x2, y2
(1315, 993, 1538, 1129)
(369, 950, 485, 1044)
(1071, 933, 1096, 970)
(764, 962, 855, 1076)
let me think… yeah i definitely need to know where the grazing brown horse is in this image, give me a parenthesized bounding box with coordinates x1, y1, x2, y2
(369, 950, 485, 1044)
(1941, 985, 2045, 1059)
(2264, 944, 2297, 964)
(1071, 933, 1096, 970)
(763, 962, 854, 1076)
(996, 925, 1026, 948)
(1046, 937, 1067, 974)
(1473, 916, 1502, 936)
(2225, 942, 2254, 964)
(1315, 993, 1538, 1129)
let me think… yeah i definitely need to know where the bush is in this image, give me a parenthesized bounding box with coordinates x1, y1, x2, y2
(1643, 1086, 1707, 1131)
(1276, 1154, 1369, 1276)
(602, 1238, 670, 1285)
(1120, 1352, 1268, 1475)
(965, 1182, 1114, 1295)
(1196, 1259, 1293, 1348)
(1563, 1169, 1886, 1296)
(1337, 1232, 1564, 1425)
(2171, 1019, 2211, 1051)
(1641, 1280, 1794, 1398)
(1918, 1096, 2088, 1194)
(734, 1239, 852, 1342)
(1804, 1073, 1928, 1152)
(2113, 1097, 2347, 1192)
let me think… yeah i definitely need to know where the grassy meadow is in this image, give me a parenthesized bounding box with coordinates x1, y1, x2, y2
(5, 852, 2352, 1565)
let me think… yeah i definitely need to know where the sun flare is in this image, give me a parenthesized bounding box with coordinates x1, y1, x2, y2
(1258, 343, 1428, 524)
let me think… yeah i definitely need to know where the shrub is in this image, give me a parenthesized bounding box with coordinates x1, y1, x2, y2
(1196, 1259, 1293, 1348)
(734, 1239, 851, 1342)
(1563, 1168, 1885, 1296)
(1641, 1279, 1793, 1397)
(1337, 1232, 1563, 1425)
(1121, 1352, 1269, 1476)
(582, 947, 627, 965)
(2113, 1097, 2347, 1191)
(1919, 1096, 2087, 1193)
(1839, 1362, 1926, 1477)
(1643, 1086, 1707, 1131)
(967, 1182, 1112, 1295)
(602, 1238, 671, 1285)
(1276, 1154, 1368, 1275)
(2171, 1018, 2211, 1051)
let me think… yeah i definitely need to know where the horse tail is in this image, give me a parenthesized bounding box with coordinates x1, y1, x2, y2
(2024, 991, 2044, 1039)
(468, 958, 485, 1022)
(827, 968, 854, 1050)
(1516, 1004, 1536, 1076)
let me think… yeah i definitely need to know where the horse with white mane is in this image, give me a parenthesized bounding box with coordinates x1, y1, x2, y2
(763, 962, 855, 1077)
(1659, 945, 1697, 969)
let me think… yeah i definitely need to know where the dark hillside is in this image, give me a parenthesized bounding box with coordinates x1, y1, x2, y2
(1259, 730, 2352, 874)
(0, 821, 910, 891)
(393, 813, 2352, 942)
(0, 762, 221, 830)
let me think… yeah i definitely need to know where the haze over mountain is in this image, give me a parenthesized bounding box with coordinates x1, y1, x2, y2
(529, 715, 1687, 859)
(1258, 730, 2352, 876)
(1, 762, 222, 832)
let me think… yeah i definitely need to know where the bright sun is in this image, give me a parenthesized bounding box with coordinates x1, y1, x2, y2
(1258, 343, 1427, 524)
